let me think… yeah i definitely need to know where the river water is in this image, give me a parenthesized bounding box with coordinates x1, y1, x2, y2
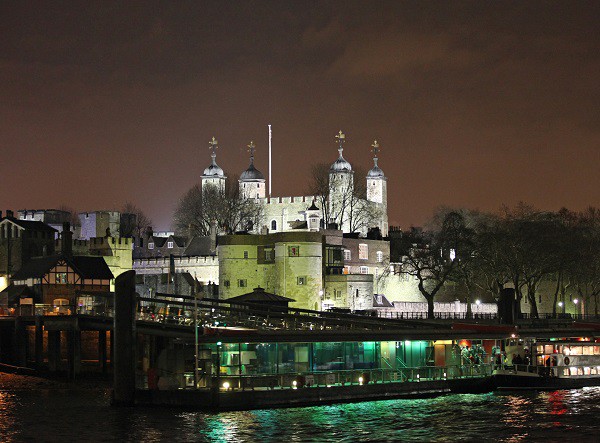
(1, 387, 600, 442)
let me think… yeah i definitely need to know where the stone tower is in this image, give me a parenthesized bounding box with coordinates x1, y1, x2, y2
(328, 130, 354, 231)
(366, 140, 388, 236)
(201, 136, 226, 191)
(239, 141, 266, 199)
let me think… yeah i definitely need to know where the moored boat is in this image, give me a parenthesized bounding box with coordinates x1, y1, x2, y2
(493, 338, 600, 390)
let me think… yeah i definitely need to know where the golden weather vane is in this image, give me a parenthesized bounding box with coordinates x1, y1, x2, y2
(209, 136, 218, 156)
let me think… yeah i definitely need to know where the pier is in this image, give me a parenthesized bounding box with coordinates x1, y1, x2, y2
(1, 271, 600, 410)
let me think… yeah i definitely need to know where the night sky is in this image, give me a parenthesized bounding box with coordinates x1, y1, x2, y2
(1, 2, 599, 230)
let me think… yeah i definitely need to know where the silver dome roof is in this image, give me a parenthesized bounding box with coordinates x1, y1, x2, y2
(240, 163, 265, 181)
(203, 161, 224, 177)
(330, 155, 352, 172)
(367, 165, 385, 178)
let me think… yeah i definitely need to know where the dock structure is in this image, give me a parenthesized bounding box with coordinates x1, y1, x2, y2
(1, 274, 600, 409)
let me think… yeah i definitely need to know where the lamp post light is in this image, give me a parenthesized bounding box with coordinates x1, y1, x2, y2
(574, 298, 579, 317)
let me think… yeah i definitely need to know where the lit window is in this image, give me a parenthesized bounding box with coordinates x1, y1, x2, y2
(148, 242, 154, 250)
(376, 251, 383, 262)
(297, 276, 306, 285)
(359, 244, 368, 260)
(360, 266, 369, 274)
(167, 241, 174, 249)
(288, 245, 300, 257)
(344, 249, 351, 261)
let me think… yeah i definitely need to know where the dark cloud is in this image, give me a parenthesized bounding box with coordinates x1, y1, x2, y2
(0, 2, 598, 229)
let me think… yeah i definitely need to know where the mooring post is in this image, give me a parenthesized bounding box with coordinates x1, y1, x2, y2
(13, 318, 27, 367)
(113, 270, 137, 406)
(47, 330, 60, 372)
(98, 330, 107, 374)
(67, 327, 81, 380)
(34, 316, 44, 368)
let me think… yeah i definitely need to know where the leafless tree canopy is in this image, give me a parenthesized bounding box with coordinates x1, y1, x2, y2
(57, 204, 81, 227)
(307, 163, 382, 233)
(121, 202, 153, 238)
(172, 179, 263, 236)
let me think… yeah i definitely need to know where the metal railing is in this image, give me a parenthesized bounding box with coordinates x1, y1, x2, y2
(138, 363, 494, 391)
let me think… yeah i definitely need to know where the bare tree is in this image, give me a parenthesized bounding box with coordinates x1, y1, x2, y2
(308, 163, 381, 233)
(121, 202, 153, 238)
(308, 163, 332, 228)
(395, 212, 467, 318)
(57, 205, 81, 227)
(172, 178, 263, 236)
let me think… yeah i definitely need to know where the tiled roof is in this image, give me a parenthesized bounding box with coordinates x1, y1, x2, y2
(1, 217, 57, 232)
(184, 236, 214, 256)
(227, 287, 295, 304)
(11, 255, 113, 280)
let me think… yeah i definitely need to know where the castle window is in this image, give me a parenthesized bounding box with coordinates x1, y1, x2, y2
(360, 266, 369, 274)
(344, 249, 351, 261)
(288, 245, 300, 257)
(243, 250, 249, 259)
(297, 276, 306, 285)
(359, 244, 368, 260)
(167, 241, 173, 249)
(148, 242, 154, 249)
(238, 279, 247, 288)
(223, 280, 230, 288)
(376, 251, 383, 262)
(271, 220, 277, 231)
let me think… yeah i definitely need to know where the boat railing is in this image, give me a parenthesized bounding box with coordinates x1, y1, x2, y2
(139, 364, 493, 391)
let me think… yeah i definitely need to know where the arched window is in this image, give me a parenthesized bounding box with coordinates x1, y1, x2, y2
(271, 220, 277, 231)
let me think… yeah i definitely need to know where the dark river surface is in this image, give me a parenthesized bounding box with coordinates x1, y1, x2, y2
(1, 387, 600, 442)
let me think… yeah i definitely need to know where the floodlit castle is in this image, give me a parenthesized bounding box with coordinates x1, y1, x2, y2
(201, 131, 388, 236)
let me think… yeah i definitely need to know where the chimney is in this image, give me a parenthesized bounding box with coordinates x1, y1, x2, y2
(62, 222, 73, 257)
(145, 226, 153, 238)
(6, 210, 14, 218)
(0, 210, 2, 219)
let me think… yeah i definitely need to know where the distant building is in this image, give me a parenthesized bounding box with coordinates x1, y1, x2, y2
(17, 209, 72, 238)
(200, 131, 388, 237)
(217, 229, 389, 311)
(10, 254, 112, 306)
(133, 230, 219, 298)
(78, 211, 135, 239)
(0, 211, 57, 284)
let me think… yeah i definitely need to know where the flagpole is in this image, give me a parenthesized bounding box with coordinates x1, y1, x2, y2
(194, 272, 199, 389)
(268, 124, 272, 198)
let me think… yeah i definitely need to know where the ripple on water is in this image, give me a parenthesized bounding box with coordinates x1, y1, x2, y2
(1, 388, 600, 442)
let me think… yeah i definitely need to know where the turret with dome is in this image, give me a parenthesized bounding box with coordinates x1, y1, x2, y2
(198, 129, 388, 236)
(239, 141, 266, 199)
(201, 136, 226, 191)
